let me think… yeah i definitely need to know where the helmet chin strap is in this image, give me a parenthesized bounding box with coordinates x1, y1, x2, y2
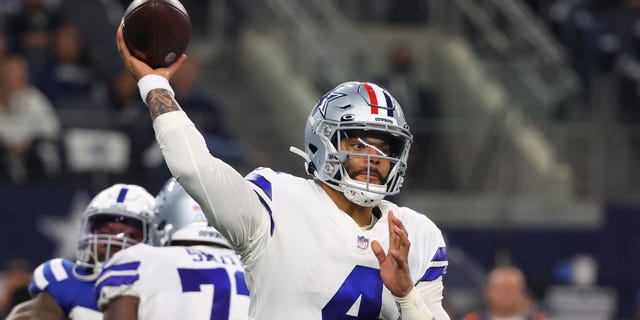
(342, 182, 386, 207)
(72, 255, 101, 281)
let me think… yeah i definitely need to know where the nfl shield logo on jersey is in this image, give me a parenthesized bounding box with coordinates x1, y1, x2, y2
(356, 235, 369, 250)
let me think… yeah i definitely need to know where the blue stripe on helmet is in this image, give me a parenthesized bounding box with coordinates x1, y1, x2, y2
(116, 187, 129, 203)
(383, 91, 394, 117)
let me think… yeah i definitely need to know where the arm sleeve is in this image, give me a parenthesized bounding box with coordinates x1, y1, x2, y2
(415, 277, 450, 320)
(153, 111, 271, 263)
(407, 215, 450, 320)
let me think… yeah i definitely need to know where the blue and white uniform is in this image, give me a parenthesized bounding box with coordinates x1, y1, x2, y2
(28, 258, 101, 320)
(96, 243, 249, 319)
(153, 111, 449, 319)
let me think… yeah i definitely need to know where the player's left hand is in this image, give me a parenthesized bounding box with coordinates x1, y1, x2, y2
(116, 28, 186, 81)
(371, 211, 414, 297)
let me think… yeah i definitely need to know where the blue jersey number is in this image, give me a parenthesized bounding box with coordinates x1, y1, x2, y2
(178, 268, 249, 320)
(322, 265, 383, 319)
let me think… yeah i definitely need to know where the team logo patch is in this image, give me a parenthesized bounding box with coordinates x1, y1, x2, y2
(312, 92, 346, 118)
(356, 235, 369, 250)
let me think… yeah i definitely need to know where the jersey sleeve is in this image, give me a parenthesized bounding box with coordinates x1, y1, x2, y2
(410, 212, 450, 320)
(95, 248, 144, 311)
(29, 259, 61, 296)
(153, 111, 272, 267)
(28, 258, 77, 316)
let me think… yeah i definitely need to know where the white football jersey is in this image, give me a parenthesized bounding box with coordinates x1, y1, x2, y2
(154, 110, 450, 319)
(96, 243, 249, 320)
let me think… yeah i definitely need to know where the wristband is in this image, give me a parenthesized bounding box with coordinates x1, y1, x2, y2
(394, 288, 434, 320)
(138, 74, 174, 104)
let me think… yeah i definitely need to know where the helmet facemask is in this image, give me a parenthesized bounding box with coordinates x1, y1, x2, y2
(76, 214, 148, 279)
(311, 120, 411, 207)
(74, 184, 155, 281)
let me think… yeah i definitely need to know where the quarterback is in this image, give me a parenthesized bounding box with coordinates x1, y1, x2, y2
(116, 28, 450, 319)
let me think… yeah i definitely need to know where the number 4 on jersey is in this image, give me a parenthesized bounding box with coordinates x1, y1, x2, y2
(322, 265, 383, 319)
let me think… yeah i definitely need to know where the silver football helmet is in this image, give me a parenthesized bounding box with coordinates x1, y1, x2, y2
(291, 81, 413, 207)
(75, 184, 156, 280)
(154, 178, 231, 248)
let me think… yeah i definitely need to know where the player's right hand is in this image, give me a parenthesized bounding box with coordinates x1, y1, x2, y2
(372, 211, 414, 298)
(116, 28, 186, 82)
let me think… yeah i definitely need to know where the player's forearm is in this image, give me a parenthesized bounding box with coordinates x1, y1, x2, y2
(395, 288, 434, 320)
(146, 88, 181, 120)
(6, 297, 65, 320)
(137, 74, 181, 121)
(103, 296, 139, 320)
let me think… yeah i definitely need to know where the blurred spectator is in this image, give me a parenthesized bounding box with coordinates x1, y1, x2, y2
(35, 23, 109, 115)
(376, 44, 453, 190)
(57, 0, 130, 111)
(544, 0, 600, 120)
(377, 44, 439, 119)
(335, 0, 428, 23)
(598, 0, 640, 59)
(463, 265, 548, 320)
(0, 258, 32, 319)
(4, 0, 64, 81)
(386, 0, 428, 24)
(170, 52, 246, 166)
(547, 0, 600, 90)
(0, 55, 61, 183)
(598, 0, 640, 123)
(110, 74, 156, 186)
(547, 0, 640, 122)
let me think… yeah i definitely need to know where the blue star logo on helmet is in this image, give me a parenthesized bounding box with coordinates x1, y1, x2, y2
(312, 92, 347, 119)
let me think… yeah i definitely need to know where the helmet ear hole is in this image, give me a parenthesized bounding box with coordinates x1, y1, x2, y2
(157, 220, 167, 231)
(307, 162, 316, 175)
(308, 144, 318, 154)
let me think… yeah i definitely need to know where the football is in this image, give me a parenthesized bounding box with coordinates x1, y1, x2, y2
(121, 0, 191, 68)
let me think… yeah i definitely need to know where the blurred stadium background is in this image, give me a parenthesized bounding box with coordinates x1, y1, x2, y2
(1, 0, 639, 318)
